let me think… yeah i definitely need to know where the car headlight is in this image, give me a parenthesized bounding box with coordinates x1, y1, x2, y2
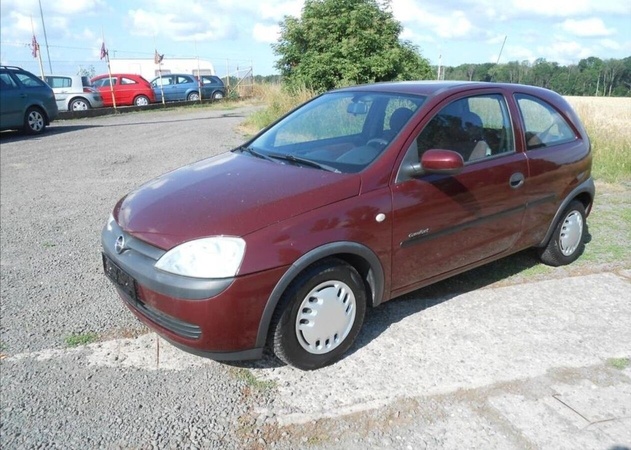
(155, 237, 246, 279)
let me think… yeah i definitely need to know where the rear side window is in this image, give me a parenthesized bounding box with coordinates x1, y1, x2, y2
(516, 94, 576, 149)
(120, 77, 138, 85)
(14, 72, 46, 88)
(46, 77, 72, 88)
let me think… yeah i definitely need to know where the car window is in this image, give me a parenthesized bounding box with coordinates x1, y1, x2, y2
(120, 77, 138, 85)
(46, 77, 72, 88)
(94, 78, 117, 87)
(14, 72, 47, 88)
(176, 76, 191, 84)
(516, 94, 576, 149)
(0, 73, 18, 89)
(201, 76, 222, 85)
(416, 94, 514, 163)
(80, 77, 91, 87)
(273, 94, 373, 145)
(249, 91, 426, 173)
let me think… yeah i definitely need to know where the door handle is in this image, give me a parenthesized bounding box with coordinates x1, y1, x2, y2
(509, 172, 524, 189)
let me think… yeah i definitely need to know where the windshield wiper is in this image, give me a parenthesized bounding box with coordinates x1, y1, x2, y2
(267, 153, 340, 173)
(235, 146, 276, 162)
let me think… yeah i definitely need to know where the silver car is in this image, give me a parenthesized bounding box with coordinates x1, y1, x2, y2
(44, 75, 104, 111)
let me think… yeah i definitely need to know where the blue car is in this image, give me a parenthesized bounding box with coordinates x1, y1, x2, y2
(0, 65, 58, 134)
(150, 74, 225, 102)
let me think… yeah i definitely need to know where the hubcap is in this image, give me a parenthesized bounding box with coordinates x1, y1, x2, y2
(295, 280, 356, 355)
(136, 97, 148, 106)
(559, 210, 583, 256)
(72, 101, 88, 111)
(28, 112, 43, 131)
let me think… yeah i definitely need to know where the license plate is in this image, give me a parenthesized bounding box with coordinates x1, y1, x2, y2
(102, 253, 138, 301)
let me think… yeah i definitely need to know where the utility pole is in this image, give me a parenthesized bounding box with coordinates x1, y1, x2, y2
(38, 0, 53, 73)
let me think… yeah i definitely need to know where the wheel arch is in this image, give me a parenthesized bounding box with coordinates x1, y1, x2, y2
(537, 177, 595, 248)
(254, 241, 385, 348)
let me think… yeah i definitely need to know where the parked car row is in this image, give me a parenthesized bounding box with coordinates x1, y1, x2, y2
(0, 66, 227, 134)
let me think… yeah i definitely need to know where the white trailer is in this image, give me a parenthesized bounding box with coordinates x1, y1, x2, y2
(109, 58, 216, 81)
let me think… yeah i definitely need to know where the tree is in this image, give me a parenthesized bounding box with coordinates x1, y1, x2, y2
(273, 0, 432, 92)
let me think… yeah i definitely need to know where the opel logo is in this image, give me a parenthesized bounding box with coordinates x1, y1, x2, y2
(115, 235, 126, 254)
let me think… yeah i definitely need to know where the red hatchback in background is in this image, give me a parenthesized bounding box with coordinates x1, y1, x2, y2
(102, 81, 594, 370)
(91, 73, 155, 107)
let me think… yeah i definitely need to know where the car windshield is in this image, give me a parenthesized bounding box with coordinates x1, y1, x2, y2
(246, 91, 425, 173)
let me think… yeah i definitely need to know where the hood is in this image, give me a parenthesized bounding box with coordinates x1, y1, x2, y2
(115, 152, 361, 250)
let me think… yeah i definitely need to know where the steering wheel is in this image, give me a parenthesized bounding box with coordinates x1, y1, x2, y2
(366, 138, 388, 149)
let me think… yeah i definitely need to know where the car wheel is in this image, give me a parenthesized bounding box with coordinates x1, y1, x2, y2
(69, 98, 90, 111)
(23, 107, 46, 134)
(187, 92, 200, 101)
(134, 95, 150, 106)
(538, 200, 586, 266)
(212, 91, 224, 100)
(270, 258, 367, 370)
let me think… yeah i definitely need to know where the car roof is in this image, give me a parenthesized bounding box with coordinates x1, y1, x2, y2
(333, 80, 556, 99)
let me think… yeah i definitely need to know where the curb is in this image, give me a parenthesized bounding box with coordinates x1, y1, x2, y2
(58, 98, 221, 120)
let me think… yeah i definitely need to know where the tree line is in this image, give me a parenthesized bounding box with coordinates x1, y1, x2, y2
(437, 56, 630, 97)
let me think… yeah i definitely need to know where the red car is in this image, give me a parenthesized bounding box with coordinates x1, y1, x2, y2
(91, 73, 155, 107)
(102, 81, 594, 370)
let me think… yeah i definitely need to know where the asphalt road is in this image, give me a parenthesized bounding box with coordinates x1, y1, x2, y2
(1, 106, 630, 449)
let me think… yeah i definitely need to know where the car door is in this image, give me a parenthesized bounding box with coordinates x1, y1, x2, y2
(45, 76, 70, 110)
(157, 75, 174, 101)
(95, 77, 117, 106)
(173, 75, 192, 101)
(0, 72, 23, 127)
(390, 93, 529, 294)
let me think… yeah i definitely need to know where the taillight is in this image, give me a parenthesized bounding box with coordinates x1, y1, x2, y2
(83, 87, 96, 93)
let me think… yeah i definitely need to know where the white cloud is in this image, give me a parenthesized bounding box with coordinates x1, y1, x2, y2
(259, 0, 303, 21)
(560, 18, 615, 37)
(253, 23, 280, 43)
(598, 38, 621, 50)
(128, 9, 234, 42)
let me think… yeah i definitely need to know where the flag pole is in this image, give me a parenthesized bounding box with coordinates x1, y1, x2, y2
(155, 49, 165, 105)
(30, 17, 45, 79)
(101, 29, 116, 110)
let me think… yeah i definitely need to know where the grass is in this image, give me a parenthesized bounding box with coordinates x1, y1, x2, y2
(230, 367, 277, 392)
(607, 357, 630, 370)
(566, 96, 631, 184)
(64, 332, 99, 347)
(241, 84, 316, 134)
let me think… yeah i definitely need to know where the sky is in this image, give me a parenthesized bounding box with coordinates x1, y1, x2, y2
(1, 0, 630, 78)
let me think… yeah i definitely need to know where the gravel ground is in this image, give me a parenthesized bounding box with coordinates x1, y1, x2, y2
(1, 106, 629, 449)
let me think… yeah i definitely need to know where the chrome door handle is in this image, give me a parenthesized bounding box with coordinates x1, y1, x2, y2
(509, 172, 524, 189)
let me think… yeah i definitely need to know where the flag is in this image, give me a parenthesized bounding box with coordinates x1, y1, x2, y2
(154, 49, 164, 64)
(31, 35, 39, 58)
(100, 42, 108, 60)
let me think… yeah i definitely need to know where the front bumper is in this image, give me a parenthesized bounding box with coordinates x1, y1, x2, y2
(101, 219, 288, 359)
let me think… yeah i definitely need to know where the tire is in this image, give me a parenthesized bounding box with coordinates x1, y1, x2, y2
(23, 107, 46, 134)
(270, 258, 367, 370)
(212, 91, 224, 100)
(69, 98, 90, 111)
(538, 200, 586, 266)
(134, 95, 150, 106)
(187, 92, 200, 101)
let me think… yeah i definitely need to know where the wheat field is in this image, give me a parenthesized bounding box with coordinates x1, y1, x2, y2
(565, 96, 631, 183)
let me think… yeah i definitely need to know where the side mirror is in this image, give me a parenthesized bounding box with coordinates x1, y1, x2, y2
(420, 149, 464, 175)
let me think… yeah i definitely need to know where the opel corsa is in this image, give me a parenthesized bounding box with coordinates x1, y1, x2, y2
(102, 81, 594, 370)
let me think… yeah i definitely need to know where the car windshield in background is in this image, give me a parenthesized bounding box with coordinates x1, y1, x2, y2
(247, 91, 425, 173)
